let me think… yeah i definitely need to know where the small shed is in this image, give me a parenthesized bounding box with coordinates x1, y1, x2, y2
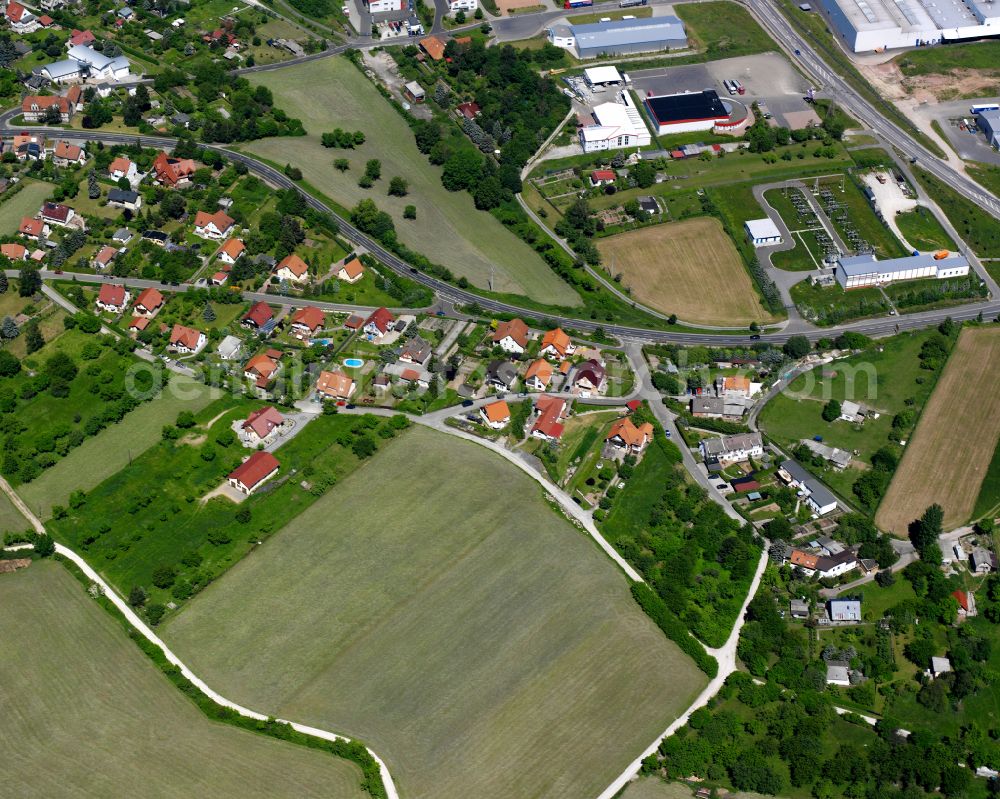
(403, 81, 425, 103)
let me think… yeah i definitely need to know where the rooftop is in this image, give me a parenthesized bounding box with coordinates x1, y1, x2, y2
(569, 15, 686, 49)
(838, 252, 968, 276)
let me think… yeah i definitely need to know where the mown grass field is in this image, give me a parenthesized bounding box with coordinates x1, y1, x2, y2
(245, 57, 579, 305)
(18, 375, 219, 520)
(0, 562, 368, 799)
(165, 426, 705, 799)
(596, 218, 776, 326)
(876, 327, 1000, 535)
(893, 206, 956, 252)
(0, 180, 52, 236)
(0, 489, 27, 533)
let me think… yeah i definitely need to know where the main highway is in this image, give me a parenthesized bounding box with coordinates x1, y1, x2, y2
(9, 0, 1000, 345)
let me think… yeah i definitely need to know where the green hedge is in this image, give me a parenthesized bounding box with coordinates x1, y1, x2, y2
(631, 582, 718, 678)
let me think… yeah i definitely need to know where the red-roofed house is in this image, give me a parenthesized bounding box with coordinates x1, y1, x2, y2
(210, 271, 228, 286)
(481, 400, 511, 430)
(606, 416, 654, 455)
(573, 359, 606, 395)
(316, 370, 355, 400)
(18, 217, 47, 241)
(53, 141, 86, 167)
(363, 307, 395, 340)
(134, 287, 164, 315)
(524, 359, 553, 391)
(242, 301, 274, 331)
(228, 451, 280, 495)
(419, 35, 446, 60)
(96, 283, 130, 313)
(169, 324, 206, 354)
(275, 253, 309, 283)
(69, 29, 96, 47)
(217, 238, 245, 265)
(590, 169, 616, 186)
(952, 590, 976, 616)
(0, 243, 27, 261)
(21, 95, 73, 123)
(92, 245, 118, 271)
(128, 316, 150, 335)
(6, 1, 39, 33)
(152, 151, 197, 187)
(108, 156, 138, 184)
(40, 202, 75, 228)
(336, 256, 364, 284)
(194, 210, 235, 240)
(243, 350, 282, 388)
(492, 318, 529, 354)
(38, 14, 53, 27)
(539, 327, 575, 359)
(290, 306, 325, 339)
(457, 101, 480, 120)
(531, 395, 567, 442)
(241, 406, 285, 444)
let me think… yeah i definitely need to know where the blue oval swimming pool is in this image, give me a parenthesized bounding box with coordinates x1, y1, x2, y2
(344, 358, 364, 368)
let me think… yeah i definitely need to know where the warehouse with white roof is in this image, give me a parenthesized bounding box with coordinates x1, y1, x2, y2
(835, 252, 970, 289)
(583, 66, 624, 89)
(579, 91, 652, 152)
(820, 0, 1000, 52)
(548, 16, 687, 59)
(745, 218, 783, 247)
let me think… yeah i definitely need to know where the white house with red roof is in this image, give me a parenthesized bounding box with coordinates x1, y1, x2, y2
(92, 245, 118, 271)
(531, 395, 568, 442)
(108, 156, 139, 184)
(217, 238, 245, 265)
(133, 287, 164, 316)
(53, 141, 86, 167)
(228, 451, 280, 495)
(18, 217, 48, 242)
(590, 169, 616, 187)
(363, 307, 395, 340)
(6, 1, 39, 33)
(492, 318, 529, 354)
(193, 210, 235, 240)
(240, 406, 286, 445)
(0, 243, 28, 261)
(168, 324, 207, 355)
(96, 283, 130, 313)
(336, 256, 364, 284)
(40, 202, 76, 228)
(152, 151, 196, 187)
(68, 29, 96, 47)
(289, 306, 325, 339)
(275, 253, 309, 283)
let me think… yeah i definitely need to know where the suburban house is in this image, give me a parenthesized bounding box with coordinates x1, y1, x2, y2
(168, 324, 206, 355)
(524, 359, 554, 391)
(107, 189, 141, 211)
(971, 548, 996, 573)
(96, 283, 130, 313)
(9, 132, 44, 160)
(193, 210, 235, 240)
(217, 335, 243, 361)
(289, 305, 325, 339)
(228, 451, 280, 495)
(241, 406, 285, 445)
(6, 2, 39, 33)
(18, 217, 48, 241)
(573, 360, 606, 395)
(242, 301, 275, 332)
(486, 360, 518, 392)
(590, 169, 616, 187)
(244, 349, 282, 386)
(108, 156, 138, 183)
(715, 375, 760, 398)
(363, 307, 395, 340)
(274, 253, 309, 283)
(827, 598, 862, 622)
(52, 140, 85, 166)
(337, 256, 364, 284)
(419, 35, 446, 60)
(456, 101, 481, 119)
(0, 243, 28, 261)
(539, 327, 575, 359)
(931, 656, 952, 679)
(700, 432, 764, 466)
(481, 400, 511, 430)
(825, 661, 851, 687)
(133, 287, 165, 316)
(605, 416, 654, 455)
(128, 316, 150, 335)
(92, 245, 118, 271)
(691, 396, 747, 419)
(316, 369, 355, 400)
(779, 460, 839, 516)
(800, 439, 852, 470)
(787, 547, 858, 579)
(152, 151, 197, 186)
(40, 202, 75, 228)
(492, 318, 529, 354)
(217, 238, 245, 265)
(531, 395, 567, 442)
(839, 400, 866, 423)
(399, 336, 432, 366)
(69, 29, 97, 47)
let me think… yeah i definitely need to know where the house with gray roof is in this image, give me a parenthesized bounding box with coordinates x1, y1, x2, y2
(971, 548, 996, 573)
(700, 432, 763, 466)
(780, 459, 839, 516)
(486, 360, 518, 392)
(827, 598, 861, 622)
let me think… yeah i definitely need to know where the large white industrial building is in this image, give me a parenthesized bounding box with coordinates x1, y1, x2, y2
(548, 16, 687, 59)
(42, 45, 131, 84)
(579, 91, 652, 152)
(820, 0, 1000, 52)
(835, 252, 970, 289)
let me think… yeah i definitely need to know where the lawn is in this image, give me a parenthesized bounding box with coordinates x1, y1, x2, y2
(244, 57, 579, 306)
(555, 409, 620, 494)
(895, 40, 1000, 77)
(914, 167, 1000, 258)
(0, 489, 28, 534)
(674, 1, 780, 58)
(18, 375, 219, 520)
(0, 180, 52, 235)
(164, 426, 707, 799)
(0, 562, 369, 799)
(790, 279, 889, 326)
(47, 411, 404, 611)
(893, 206, 956, 252)
(876, 327, 1000, 535)
(596, 218, 777, 326)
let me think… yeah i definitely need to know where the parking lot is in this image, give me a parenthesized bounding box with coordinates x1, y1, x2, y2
(912, 98, 1000, 166)
(628, 53, 818, 130)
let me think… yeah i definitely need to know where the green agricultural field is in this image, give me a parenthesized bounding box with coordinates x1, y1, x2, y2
(0, 562, 369, 799)
(0, 180, 52, 235)
(245, 57, 579, 305)
(674, 1, 777, 58)
(893, 207, 955, 252)
(18, 375, 219, 520)
(896, 40, 1000, 76)
(165, 426, 706, 799)
(0, 489, 28, 534)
